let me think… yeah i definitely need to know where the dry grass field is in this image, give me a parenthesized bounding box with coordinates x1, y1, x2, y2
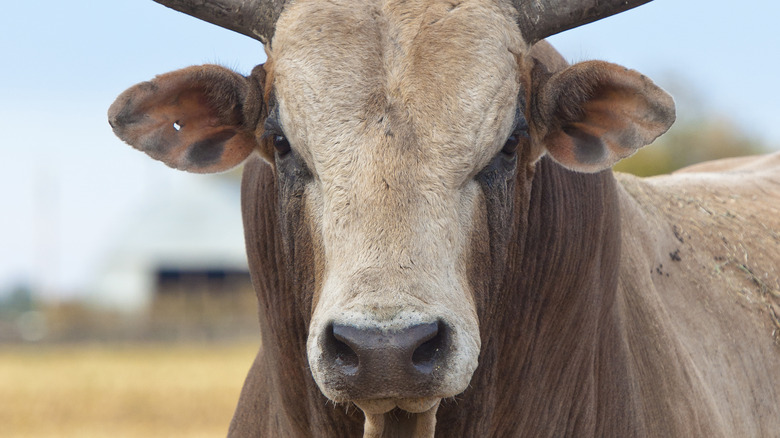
(0, 341, 258, 438)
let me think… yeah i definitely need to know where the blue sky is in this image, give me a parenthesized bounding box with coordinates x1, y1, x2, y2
(1, 0, 778, 300)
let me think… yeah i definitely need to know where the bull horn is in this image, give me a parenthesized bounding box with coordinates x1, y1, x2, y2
(152, 0, 287, 45)
(514, 0, 653, 44)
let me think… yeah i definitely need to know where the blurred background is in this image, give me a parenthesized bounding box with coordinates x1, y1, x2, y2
(1, 0, 778, 436)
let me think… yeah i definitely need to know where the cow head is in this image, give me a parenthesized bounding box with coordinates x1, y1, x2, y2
(108, 0, 674, 435)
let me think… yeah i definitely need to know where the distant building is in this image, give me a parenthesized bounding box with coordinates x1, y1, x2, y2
(89, 176, 250, 312)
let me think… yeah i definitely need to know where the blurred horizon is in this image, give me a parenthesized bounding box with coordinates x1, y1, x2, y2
(1, 0, 779, 306)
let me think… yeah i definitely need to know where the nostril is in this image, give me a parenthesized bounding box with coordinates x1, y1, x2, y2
(412, 321, 447, 374)
(325, 321, 449, 380)
(325, 323, 359, 374)
(319, 320, 454, 399)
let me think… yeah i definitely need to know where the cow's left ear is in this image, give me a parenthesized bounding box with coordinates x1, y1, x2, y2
(108, 64, 266, 173)
(531, 60, 675, 173)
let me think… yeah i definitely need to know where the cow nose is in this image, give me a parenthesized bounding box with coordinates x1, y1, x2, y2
(321, 321, 449, 398)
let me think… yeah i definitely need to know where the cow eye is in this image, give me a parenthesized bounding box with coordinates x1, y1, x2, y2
(273, 134, 291, 156)
(501, 134, 519, 156)
(502, 108, 530, 156)
(501, 120, 529, 156)
(263, 114, 291, 157)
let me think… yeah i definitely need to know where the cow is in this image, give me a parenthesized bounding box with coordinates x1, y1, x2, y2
(107, 0, 780, 436)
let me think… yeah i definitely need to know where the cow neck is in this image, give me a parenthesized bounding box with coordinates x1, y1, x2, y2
(438, 156, 637, 435)
(504, 157, 635, 434)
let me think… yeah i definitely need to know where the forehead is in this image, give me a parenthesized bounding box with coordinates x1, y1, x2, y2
(270, 0, 526, 179)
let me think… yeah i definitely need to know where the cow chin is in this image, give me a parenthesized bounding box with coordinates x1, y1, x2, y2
(358, 398, 441, 438)
(306, 305, 480, 417)
(354, 397, 440, 415)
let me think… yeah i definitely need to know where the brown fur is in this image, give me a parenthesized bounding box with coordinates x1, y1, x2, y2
(228, 41, 778, 436)
(232, 144, 780, 437)
(107, 1, 779, 436)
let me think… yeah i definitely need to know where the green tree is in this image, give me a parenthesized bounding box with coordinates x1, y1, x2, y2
(613, 75, 768, 177)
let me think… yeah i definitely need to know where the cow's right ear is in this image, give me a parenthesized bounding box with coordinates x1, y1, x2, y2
(108, 64, 268, 173)
(530, 60, 675, 173)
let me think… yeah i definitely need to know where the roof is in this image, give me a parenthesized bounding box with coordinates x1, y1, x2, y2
(88, 175, 248, 310)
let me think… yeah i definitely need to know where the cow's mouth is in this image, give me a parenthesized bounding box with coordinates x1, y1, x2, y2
(355, 396, 440, 415)
(357, 398, 440, 438)
(307, 308, 480, 436)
